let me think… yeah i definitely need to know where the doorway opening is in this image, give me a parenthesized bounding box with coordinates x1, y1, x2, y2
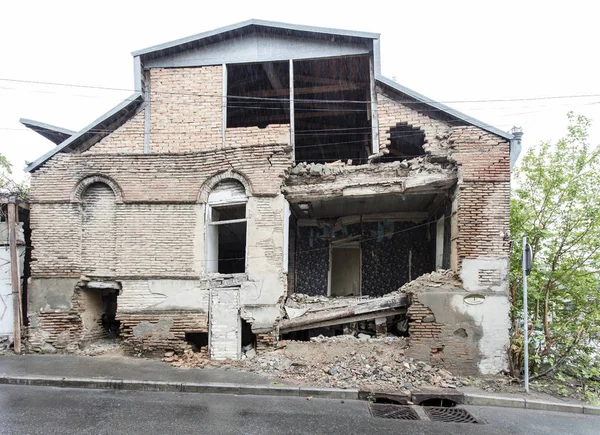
(329, 243, 361, 297)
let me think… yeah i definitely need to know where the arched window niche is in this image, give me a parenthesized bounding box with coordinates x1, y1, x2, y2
(205, 179, 248, 274)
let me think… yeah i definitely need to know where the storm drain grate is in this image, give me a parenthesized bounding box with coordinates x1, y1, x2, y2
(369, 404, 420, 420)
(424, 407, 480, 424)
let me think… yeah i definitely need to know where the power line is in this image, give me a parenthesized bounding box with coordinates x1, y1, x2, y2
(2, 76, 600, 105)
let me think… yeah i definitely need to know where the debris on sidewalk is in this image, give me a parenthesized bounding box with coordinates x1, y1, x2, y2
(162, 334, 469, 394)
(237, 335, 470, 393)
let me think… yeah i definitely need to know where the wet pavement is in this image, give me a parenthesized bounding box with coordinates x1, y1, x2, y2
(0, 354, 282, 386)
(1, 384, 599, 435)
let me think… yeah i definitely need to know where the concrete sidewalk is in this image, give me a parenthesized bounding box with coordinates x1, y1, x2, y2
(1, 354, 599, 415)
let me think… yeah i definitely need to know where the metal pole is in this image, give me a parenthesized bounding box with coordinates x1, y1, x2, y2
(522, 236, 529, 393)
(8, 198, 22, 354)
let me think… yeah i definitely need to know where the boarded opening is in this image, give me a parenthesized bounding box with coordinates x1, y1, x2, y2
(329, 245, 361, 297)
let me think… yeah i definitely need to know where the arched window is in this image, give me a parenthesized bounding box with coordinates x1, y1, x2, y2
(206, 180, 248, 274)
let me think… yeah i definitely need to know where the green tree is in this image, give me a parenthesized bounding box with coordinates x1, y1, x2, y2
(0, 152, 28, 200)
(510, 113, 600, 392)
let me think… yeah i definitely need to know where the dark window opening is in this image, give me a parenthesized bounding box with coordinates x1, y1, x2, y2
(101, 290, 120, 338)
(209, 204, 247, 274)
(385, 122, 426, 161)
(241, 319, 255, 348)
(185, 332, 208, 351)
(227, 61, 290, 128)
(217, 221, 246, 274)
(294, 55, 372, 165)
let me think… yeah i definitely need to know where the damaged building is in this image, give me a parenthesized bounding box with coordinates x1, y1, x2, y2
(21, 20, 520, 375)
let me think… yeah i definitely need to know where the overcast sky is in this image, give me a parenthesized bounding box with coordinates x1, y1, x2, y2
(1, 0, 598, 181)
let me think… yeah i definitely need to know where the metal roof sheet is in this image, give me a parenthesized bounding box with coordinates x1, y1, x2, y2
(19, 118, 75, 145)
(25, 93, 143, 172)
(132, 19, 380, 57)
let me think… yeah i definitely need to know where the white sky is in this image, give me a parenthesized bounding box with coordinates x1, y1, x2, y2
(1, 0, 599, 181)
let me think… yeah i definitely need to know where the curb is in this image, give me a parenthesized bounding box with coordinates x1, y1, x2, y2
(464, 393, 600, 415)
(2, 375, 599, 415)
(0, 375, 358, 400)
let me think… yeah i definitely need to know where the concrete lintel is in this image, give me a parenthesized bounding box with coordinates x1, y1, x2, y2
(84, 281, 122, 291)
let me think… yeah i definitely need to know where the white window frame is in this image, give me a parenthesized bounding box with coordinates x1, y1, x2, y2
(205, 190, 248, 275)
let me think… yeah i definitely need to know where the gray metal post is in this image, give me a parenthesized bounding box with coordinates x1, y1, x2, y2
(522, 236, 529, 393)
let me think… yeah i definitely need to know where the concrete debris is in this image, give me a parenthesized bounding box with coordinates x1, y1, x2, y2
(280, 291, 408, 334)
(284, 306, 309, 320)
(398, 269, 462, 295)
(237, 336, 470, 393)
(75, 339, 123, 357)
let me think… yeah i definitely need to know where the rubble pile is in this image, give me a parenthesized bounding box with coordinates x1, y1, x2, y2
(162, 344, 217, 368)
(399, 269, 462, 294)
(238, 335, 469, 393)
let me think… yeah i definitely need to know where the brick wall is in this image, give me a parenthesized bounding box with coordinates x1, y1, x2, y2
(83, 110, 145, 155)
(118, 311, 208, 354)
(450, 126, 511, 262)
(150, 66, 222, 153)
(30, 145, 290, 203)
(226, 125, 290, 147)
(377, 92, 452, 154)
(81, 183, 117, 276)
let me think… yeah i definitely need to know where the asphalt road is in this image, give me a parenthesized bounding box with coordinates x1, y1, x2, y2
(1, 385, 598, 435)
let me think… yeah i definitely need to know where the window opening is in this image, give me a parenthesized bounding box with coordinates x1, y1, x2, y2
(293, 55, 371, 164)
(206, 180, 248, 274)
(227, 61, 290, 128)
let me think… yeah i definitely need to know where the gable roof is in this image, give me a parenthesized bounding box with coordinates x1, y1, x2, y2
(25, 20, 512, 172)
(133, 19, 380, 59)
(19, 118, 76, 145)
(25, 93, 143, 172)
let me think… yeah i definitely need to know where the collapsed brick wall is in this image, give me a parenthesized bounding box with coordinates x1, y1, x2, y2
(377, 92, 452, 155)
(82, 110, 145, 155)
(118, 311, 208, 354)
(255, 332, 277, 354)
(27, 286, 108, 351)
(450, 126, 510, 263)
(150, 66, 223, 153)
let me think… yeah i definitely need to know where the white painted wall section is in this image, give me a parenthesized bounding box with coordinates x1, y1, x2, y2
(209, 288, 240, 360)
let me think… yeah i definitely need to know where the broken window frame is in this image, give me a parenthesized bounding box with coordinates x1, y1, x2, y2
(205, 187, 248, 275)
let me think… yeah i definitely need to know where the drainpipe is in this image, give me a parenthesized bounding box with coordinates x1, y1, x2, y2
(509, 127, 523, 171)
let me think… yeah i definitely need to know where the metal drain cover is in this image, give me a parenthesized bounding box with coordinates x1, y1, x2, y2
(424, 407, 480, 424)
(369, 404, 420, 420)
